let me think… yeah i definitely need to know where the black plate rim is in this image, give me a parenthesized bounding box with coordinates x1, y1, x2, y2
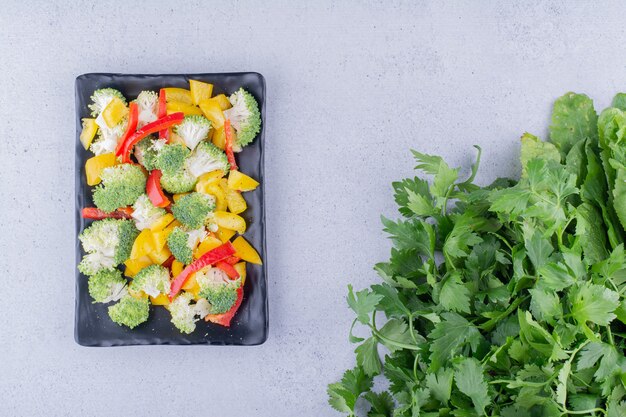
(74, 72, 268, 347)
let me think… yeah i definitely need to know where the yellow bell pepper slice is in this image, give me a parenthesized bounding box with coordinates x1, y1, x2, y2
(197, 182, 227, 211)
(234, 262, 247, 286)
(149, 213, 175, 233)
(150, 294, 170, 306)
(130, 229, 156, 260)
(181, 271, 199, 291)
(199, 99, 225, 129)
(232, 236, 262, 265)
(195, 170, 225, 190)
(211, 94, 232, 111)
(194, 235, 223, 258)
(80, 118, 98, 149)
(220, 179, 247, 214)
(227, 170, 260, 192)
(190, 80, 214, 105)
(101, 96, 128, 128)
(214, 211, 246, 234)
(164, 88, 193, 104)
(152, 228, 172, 252)
(171, 260, 184, 277)
(211, 123, 238, 151)
(216, 227, 237, 243)
(124, 256, 153, 277)
(85, 153, 118, 186)
(148, 246, 172, 265)
(166, 101, 203, 116)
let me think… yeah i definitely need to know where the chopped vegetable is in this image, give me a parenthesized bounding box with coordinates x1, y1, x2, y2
(224, 119, 238, 170)
(213, 211, 246, 234)
(227, 170, 259, 191)
(146, 170, 170, 208)
(84, 152, 118, 186)
(80, 118, 98, 149)
(171, 192, 215, 229)
(88, 88, 126, 117)
(116, 112, 185, 163)
(157, 89, 168, 140)
(189, 80, 213, 105)
(199, 98, 225, 130)
(204, 287, 243, 327)
(166, 226, 206, 265)
(78, 219, 138, 276)
(168, 292, 207, 334)
(129, 264, 170, 298)
(231, 236, 262, 265)
(131, 194, 167, 230)
(135, 90, 158, 128)
(163, 87, 192, 104)
(108, 296, 150, 329)
(166, 101, 203, 116)
(185, 141, 230, 178)
(196, 267, 240, 314)
(88, 269, 127, 303)
(92, 164, 146, 213)
(223, 88, 261, 147)
(174, 115, 212, 150)
(82, 207, 132, 220)
(101, 96, 128, 128)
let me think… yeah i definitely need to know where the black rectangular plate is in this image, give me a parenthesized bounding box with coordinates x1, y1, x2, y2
(75, 73, 267, 346)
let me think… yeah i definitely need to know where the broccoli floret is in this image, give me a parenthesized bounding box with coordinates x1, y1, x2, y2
(185, 141, 230, 177)
(129, 264, 171, 298)
(174, 115, 212, 150)
(133, 136, 164, 170)
(88, 88, 127, 117)
(197, 267, 241, 314)
(135, 90, 158, 127)
(168, 292, 209, 334)
(223, 88, 261, 148)
(171, 192, 215, 229)
(160, 170, 197, 194)
(88, 269, 127, 303)
(78, 219, 138, 276)
(167, 226, 206, 264)
(154, 143, 190, 175)
(92, 164, 146, 213)
(108, 296, 150, 329)
(90, 120, 127, 156)
(131, 194, 167, 230)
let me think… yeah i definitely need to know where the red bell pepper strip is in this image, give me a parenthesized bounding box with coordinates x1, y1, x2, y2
(215, 261, 240, 279)
(224, 119, 238, 171)
(169, 242, 236, 299)
(157, 89, 169, 141)
(117, 112, 184, 163)
(222, 256, 241, 265)
(146, 170, 170, 208)
(205, 287, 243, 327)
(82, 207, 133, 220)
(115, 102, 139, 155)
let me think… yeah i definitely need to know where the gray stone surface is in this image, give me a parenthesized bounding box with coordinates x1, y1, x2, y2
(1, 1, 625, 415)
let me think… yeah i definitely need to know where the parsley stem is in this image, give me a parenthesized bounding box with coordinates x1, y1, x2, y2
(560, 408, 606, 415)
(370, 313, 420, 351)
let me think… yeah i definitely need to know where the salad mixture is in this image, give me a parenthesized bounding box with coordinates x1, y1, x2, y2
(77, 79, 263, 334)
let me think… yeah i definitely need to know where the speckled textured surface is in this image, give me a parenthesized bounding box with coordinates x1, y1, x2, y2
(1, 1, 626, 416)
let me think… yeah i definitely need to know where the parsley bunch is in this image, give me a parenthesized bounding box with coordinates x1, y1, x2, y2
(328, 93, 626, 417)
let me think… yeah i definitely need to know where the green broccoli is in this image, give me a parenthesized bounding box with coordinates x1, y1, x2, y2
(168, 292, 210, 334)
(92, 164, 146, 213)
(129, 264, 171, 298)
(171, 192, 216, 229)
(78, 219, 138, 276)
(174, 115, 212, 150)
(108, 296, 150, 329)
(88, 88, 127, 117)
(185, 141, 230, 177)
(154, 143, 190, 175)
(131, 194, 167, 230)
(166, 226, 206, 264)
(134, 90, 158, 127)
(88, 269, 127, 303)
(133, 136, 164, 170)
(223, 88, 261, 148)
(196, 267, 241, 314)
(160, 170, 197, 194)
